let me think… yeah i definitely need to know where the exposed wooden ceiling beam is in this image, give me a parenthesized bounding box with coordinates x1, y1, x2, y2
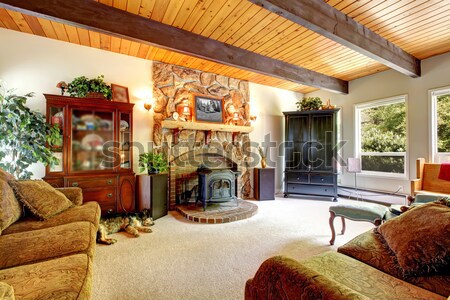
(248, 0, 421, 78)
(0, 0, 349, 94)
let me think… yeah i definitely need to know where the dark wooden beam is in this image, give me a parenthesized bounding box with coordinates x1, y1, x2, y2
(248, 0, 421, 78)
(0, 0, 349, 94)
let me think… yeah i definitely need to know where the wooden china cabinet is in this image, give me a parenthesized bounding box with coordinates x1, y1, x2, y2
(43, 94, 135, 215)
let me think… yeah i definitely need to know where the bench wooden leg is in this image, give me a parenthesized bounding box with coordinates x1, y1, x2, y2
(329, 211, 336, 245)
(341, 217, 346, 235)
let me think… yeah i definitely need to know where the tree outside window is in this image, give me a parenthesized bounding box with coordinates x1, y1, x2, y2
(355, 96, 407, 176)
(431, 88, 450, 163)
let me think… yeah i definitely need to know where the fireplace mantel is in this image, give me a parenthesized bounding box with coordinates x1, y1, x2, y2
(161, 120, 254, 133)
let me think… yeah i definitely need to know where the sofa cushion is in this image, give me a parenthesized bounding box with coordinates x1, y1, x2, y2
(0, 254, 92, 300)
(0, 178, 22, 234)
(339, 229, 450, 297)
(9, 180, 73, 220)
(0, 221, 96, 270)
(377, 201, 450, 277)
(1, 201, 101, 235)
(301, 252, 445, 300)
(0, 282, 15, 300)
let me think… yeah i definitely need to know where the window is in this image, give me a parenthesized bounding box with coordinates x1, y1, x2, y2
(430, 87, 450, 163)
(355, 96, 407, 177)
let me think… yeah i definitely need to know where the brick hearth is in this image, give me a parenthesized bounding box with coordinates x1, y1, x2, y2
(176, 199, 258, 224)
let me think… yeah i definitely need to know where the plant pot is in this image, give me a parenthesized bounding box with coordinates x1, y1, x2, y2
(86, 92, 105, 99)
(147, 165, 159, 174)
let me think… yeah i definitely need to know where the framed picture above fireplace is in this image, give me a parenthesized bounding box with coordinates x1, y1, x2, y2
(192, 93, 224, 123)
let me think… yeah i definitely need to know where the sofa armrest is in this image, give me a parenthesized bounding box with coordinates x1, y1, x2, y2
(56, 187, 83, 206)
(245, 256, 369, 300)
(410, 178, 422, 195)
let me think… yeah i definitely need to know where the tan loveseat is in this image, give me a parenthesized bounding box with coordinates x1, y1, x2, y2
(411, 158, 450, 197)
(245, 204, 449, 299)
(0, 168, 100, 300)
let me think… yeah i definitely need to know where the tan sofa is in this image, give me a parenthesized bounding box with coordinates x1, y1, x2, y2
(246, 231, 449, 300)
(0, 169, 100, 300)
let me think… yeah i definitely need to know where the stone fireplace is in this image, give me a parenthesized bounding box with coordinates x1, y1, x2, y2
(152, 62, 255, 210)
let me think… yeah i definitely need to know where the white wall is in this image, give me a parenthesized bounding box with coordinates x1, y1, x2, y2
(306, 51, 450, 194)
(249, 83, 301, 192)
(0, 28, 302, 191)
(0, 28, 153, 178)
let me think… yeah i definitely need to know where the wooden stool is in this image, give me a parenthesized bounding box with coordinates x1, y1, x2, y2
(329, 202, 388, 245)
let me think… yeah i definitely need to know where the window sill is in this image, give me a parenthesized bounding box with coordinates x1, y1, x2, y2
(355, 171, 408, 180)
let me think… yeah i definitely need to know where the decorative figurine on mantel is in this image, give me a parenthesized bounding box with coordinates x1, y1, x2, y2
(56, 81, 68, 96)
(322, 99, 336, 110)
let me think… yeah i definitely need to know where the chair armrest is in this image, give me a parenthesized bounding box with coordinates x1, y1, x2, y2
(410, 179, 422, 195)
(245, 256, 369, 300)
(56, 187, 83, 206)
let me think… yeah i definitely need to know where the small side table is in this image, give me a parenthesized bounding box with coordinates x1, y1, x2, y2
(136, 173, 168, 220)
(254, 168, 275, 200)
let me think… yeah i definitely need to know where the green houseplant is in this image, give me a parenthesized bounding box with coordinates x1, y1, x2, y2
(0, 85, 60, 179)
(296, 97, 323, 111)
(66, 75, 112, 100)
(139, 152, 168, 174)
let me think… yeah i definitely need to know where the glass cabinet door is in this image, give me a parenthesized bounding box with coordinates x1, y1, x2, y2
(71, 109, 115, 172)
(48, 106, 65, 173)
(119, 112, 131, 170)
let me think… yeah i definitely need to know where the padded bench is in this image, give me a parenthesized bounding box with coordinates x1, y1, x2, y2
(329, 202, 388, 245)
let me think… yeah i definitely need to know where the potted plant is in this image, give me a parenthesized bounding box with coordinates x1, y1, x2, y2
(0, 84, 60, 179)
(66, 75, 112, 100)
(139, 152, 168, 174)
(296, 97, 323, 111)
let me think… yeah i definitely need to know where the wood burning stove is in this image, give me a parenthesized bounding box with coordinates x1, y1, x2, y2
(196, 165, 240, 211)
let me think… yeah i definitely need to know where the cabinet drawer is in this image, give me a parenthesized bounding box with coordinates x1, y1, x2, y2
(287, 183, 335, 196)
(310, 174, 335, 185)
(67, 177, 117, 188)
(82, 188, 116, 214)
(286, 172, 309, 183)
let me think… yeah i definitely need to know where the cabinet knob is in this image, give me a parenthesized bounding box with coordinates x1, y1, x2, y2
(296, 177, 300, 180)
(321, 178, 324, 182)
(107, 209, 113, 214)
(107, 179, 113, 184)
(107, 193, 113, 198)
(72, 182, 79, 187)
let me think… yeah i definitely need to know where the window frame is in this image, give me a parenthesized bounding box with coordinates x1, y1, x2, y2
(429, 86, 450, 163)
(354, 95, 408, 179)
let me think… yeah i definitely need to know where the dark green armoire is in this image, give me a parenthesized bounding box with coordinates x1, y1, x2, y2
(283, 109, 340, 201)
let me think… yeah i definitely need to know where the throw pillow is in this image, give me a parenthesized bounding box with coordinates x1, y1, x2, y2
(0, 168, 15, 181)
(8, 180, 73, 220)
(0, 281, 15, 300)
(377, 201, 450, 277)
(0, 178, 23, 234)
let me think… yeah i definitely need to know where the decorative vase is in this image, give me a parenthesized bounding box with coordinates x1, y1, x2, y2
(261, 158, 267, 168)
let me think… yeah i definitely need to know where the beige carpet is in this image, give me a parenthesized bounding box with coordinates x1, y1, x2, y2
(92, 197, 374, 300)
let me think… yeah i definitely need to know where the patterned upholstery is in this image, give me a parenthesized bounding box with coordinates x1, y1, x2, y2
(0, 254, 93, 300)
(0, 178, 22, 234)
(0, 168, 99, 300)
(301, 252, 445, 300)
(329, 202, 388, 223)
(1, 201, 101, 235)
(0, 221, 96, 270)
(245, 256, 369, 300)
(338, 230, 450, 297)
(245, 252, 445, 300)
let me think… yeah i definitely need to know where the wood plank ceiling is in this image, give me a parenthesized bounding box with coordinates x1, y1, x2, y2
(0, 0, 449, 94)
